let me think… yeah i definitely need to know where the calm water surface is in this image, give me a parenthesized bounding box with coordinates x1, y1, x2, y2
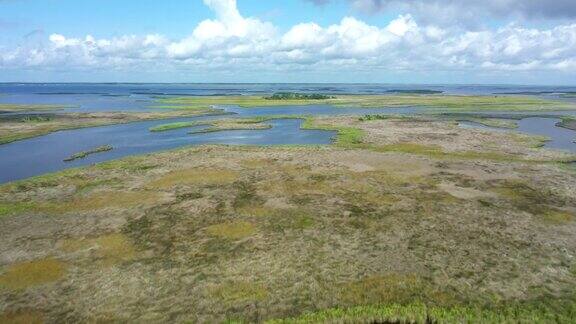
(0, 118, 336, 184)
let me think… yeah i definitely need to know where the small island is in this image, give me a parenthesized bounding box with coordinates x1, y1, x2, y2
(63, 145, 113, 162)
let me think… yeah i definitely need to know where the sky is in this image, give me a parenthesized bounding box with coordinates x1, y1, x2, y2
(0, 0, 575, 84)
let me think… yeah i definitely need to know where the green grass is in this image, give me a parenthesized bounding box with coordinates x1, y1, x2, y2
(150, 117, 274, 133)
(20, 116, 53, 123)
(149, 121, 205, 132)
(301, 117, 363, 147)
(267, 301, 576, 323)
(0, 202, 35, 218)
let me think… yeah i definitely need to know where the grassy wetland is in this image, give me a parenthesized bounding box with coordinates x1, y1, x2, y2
(1, 93, 576, 322)
(158, 93, 576, 111)
(0, 105, 220, 144)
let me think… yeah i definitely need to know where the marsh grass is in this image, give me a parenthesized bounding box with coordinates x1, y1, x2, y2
(492, 180, 574, 223)
(0, 258, 66, 290)
(20, 115, 52, 123)
(210, 281, 268, 303)
(340, 274, 456, 308)
(148, 169, 239, 189)
(149, 121, 206, 132)
(268, 301, 575, 324)
(0, 103, 66, 112)
(96, 159, 158, 172)
(0, 202, 35, 218)
(60, 233, 137, 266)
(39, 191, 161, 214)
(157, 94, 575, 111)
(236, 205, 276, 217)
(0, 311, 44, 324)
(541, 209, 575, 224)
(264, 209, 315, 232)
(205, 221, 256, 240)
(63, 145, 113, 162)
(2, 123, 576, 322)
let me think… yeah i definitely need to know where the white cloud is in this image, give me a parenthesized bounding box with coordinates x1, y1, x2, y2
(1, 0, 576, 77)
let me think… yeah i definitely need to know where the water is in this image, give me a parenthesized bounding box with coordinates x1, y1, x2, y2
(0, 118, 336, 184)
(459, 118, 576, 152)
(518, 118, 576, 152)
(1, 83, 576, 184)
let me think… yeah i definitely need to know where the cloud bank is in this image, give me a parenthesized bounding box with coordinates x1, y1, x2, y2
(1, 0, 575, 79)
(309, 0, 576, 20)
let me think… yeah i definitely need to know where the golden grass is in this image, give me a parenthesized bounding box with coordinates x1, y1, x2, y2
(40, 191, 160, 214)
(240, 158, 278, 169)
(210, 281, 268, 303)
(60, 233, 137, 266)
(147, 169, 239, 189)
(541, 209, 575, 224)
(0, 311, 44, 324)
(340, 274, 455, 307)
(0, 258, 66, 290)
(236, 205, 276, 217)
(206, 221, 256, 240)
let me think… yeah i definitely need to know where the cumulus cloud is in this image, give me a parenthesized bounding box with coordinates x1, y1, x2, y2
(1, 0, 575, 76)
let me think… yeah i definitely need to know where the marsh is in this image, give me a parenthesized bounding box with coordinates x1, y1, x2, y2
(1, 84, 576, 323)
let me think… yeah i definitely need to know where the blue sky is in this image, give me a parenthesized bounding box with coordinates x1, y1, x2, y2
(1, 0, 575, 84)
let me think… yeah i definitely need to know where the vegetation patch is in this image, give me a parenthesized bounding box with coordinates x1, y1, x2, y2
(540, 209, 575, 224)
(386, 89, 444, 94)
(0, 201, 35, 218)
(358, 114, 393, 121)
(19, 115, 53, 123)
(339, 274, 454, 307)
(210, 281, 268, 303)
(157, 94, 575, 111)
(148, 169, 239, 189)
(63, 145, 113, 162)
(0, 103, 66, 112)
(265, 209, 315, 232)
(491, 180, 574, 223)
(0, 109, 218, 144)
(60, 233, 137, 266)
(301, 118, 363, 147)
(236, 205, 276, 217)
(0, 311, 44, 324)
(40, 191, 161, 214)
(265, 92, 335, 100)
(149, 121, 206, 132)
(559, 116, 576, 131)
(267, 302, 573, 324)
(205, 221, 256, 240)
(372, 142, 520, 162)
(96, 158, 158, 172)
(0, 258, 66, 290)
